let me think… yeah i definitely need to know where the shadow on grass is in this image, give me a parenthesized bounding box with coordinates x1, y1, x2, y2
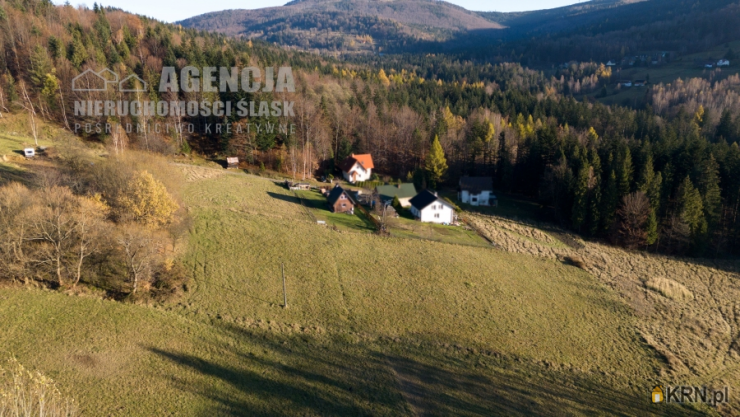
(149, 323, 706, 417)
(0, 162, 35, 186)
(294, 190, 329, 210)
(266, 191, 302, 206)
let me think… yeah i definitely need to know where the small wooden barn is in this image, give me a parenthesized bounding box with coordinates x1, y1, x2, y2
(326, 185, 355, 213)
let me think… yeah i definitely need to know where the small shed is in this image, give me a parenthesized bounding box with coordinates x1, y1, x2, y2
(226, 157, 239, 169)
(23, 148, 35, 158)
(287, 181, 311, 191)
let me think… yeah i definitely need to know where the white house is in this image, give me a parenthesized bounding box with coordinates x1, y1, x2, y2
(718, 59, 730, 67)
(340, 153, 374, 183)
(458, 176, 495, 206)
(409, 190, 455, 224)
(606, 60, 617, 66)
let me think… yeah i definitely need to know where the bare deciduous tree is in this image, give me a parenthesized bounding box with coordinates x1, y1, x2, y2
(28, 187, 80, 286)
(0, 183, 34, 283)
(71, 197, 108, 287)
(116, 225, 162, 294)
(617, 191, 650, 249)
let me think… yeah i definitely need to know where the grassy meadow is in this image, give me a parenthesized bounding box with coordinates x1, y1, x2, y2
(0, 163, 719, 415)
(294, 189, 376, 232)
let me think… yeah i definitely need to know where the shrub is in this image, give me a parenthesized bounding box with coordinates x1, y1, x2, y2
(391, 195, 401, 211)
(119, 171, 179, 227)
(563, 255, 587, 270)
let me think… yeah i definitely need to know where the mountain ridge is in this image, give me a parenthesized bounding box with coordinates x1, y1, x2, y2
(179, 0, 740, 63)
(178, 0, 503, 53)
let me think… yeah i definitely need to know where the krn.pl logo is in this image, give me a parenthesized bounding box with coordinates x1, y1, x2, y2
(652, 385, 664, 403)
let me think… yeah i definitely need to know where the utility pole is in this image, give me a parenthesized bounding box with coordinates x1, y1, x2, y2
(381, 202, 387, 233)
(281, 262, 287, 308)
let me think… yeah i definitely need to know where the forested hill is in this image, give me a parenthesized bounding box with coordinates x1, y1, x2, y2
(177, 0, 503, 54)
(479, 0, 649, 34)
(470, 0, 740, 65)
(180, 0, 740, 64)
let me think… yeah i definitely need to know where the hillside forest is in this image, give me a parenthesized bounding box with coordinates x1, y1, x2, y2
(1, 0, 740, 287)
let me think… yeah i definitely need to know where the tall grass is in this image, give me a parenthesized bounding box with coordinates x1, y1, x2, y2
(0, 358, 77, 417)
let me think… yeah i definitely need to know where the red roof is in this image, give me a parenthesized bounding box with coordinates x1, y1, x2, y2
(340, 153, 374, 172)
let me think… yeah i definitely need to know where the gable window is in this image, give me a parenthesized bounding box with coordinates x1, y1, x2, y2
(340, 194, 346, 199)
(341, 203, 346, 207)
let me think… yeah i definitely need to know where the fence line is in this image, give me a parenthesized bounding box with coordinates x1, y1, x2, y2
(354, 203, 381, 231)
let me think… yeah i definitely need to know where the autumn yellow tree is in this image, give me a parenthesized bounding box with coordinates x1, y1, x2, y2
(378, 69, 390, 87)
(119, 171, 179, 227)
(425, 135, 448, 189)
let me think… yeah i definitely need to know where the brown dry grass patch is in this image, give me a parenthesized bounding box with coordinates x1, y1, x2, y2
(644, 277, 694, 301)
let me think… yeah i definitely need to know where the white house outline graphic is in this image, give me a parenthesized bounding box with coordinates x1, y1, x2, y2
(71, 69, 109, 92)
(71, 68, 146, 92)
(119, 74, 147, 92)
(97, 68, 119, 84)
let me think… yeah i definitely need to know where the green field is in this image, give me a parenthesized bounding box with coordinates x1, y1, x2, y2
(387, 215, 490, 247)
(0, 167, 714, 415)
(294, 189, 376, 232)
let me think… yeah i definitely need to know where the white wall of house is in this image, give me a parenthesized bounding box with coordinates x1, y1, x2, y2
(459, 190, 492, 206)
(412, 201, 454, 224)
(342, 163, 372, 183)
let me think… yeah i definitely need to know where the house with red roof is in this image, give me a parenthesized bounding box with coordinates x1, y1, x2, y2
(340, 153, 374, 183)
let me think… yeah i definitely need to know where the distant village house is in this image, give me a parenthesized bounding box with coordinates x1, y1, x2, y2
(340, 153, 374, 183)
(409, 190, 454, 224)
(458, 176, 496, 207)
(327, 185, 355, 214)
(375, 183, 417, 208)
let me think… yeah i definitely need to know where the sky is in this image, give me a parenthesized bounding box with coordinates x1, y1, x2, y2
(55, 0, 587, 23)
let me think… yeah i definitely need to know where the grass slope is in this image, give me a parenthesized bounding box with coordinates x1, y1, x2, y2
(0, 166, 713, 415)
